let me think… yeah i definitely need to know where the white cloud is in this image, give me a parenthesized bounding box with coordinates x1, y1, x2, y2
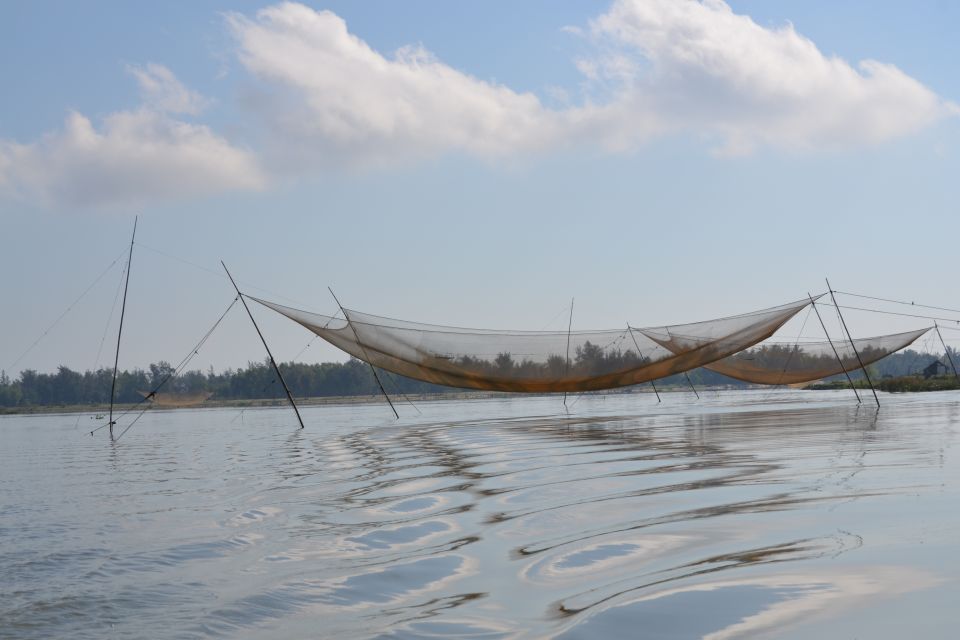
(226, 3, 563, 166)
(0, 107, 265, 209)
(227, 0, 955, 165)
(2, 1, 955, 209)
(128, 63, 210, 115)
(587, 0, 956, 154)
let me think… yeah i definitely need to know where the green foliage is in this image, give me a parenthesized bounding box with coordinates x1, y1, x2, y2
(876, 375, 960, 393)
(1, 343, 953, 408)
(0, 358, 453, 408)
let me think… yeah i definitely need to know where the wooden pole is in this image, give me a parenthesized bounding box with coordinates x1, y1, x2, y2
(683, 372, 700, 400)
(563, 298, 574, 408)
(826, 279, 880, 408)
(627, 323, 661, 402)
(222, 262, 305, 429)
(934, 322, 960, 383)
(327, 287, 399, 419)
(809, 292, 861, 403)
(109, 216, 137, 439)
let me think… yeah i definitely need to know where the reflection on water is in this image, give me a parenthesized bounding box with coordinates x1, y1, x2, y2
(1, 389, 958, 638)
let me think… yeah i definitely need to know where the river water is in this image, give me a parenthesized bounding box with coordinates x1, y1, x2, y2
(1, 389, 958, 639)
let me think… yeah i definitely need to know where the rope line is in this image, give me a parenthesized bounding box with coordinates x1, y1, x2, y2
(817, 302, 960, 325)
(770, 302, 814, 390)
(836, 290, 960, 316)
(286, 309, 345, 362)
(91, 296, 239, 439)
(8, 251, 125, 372)
(93, 260, 129, 372)
(290, 336, 318, 363)
(381, 369, 423, 415)
(75, 258, 128, 430)
(113, 296, 239, 441)
(135, 242, 323, 310)
(538, 301, 576, 332)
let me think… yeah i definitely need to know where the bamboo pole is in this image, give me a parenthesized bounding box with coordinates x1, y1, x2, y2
(108, 216, 137, 439)
(327, 287, 399, 419)
(627, 323, 661, 402)
(934, 322, 960, 383)
(563, 298, 574, 408)
(222, 262, 305, 429)
(809, 292, 861, 403)
(826, 279, 879, 408)
(683, 372, 700, 400)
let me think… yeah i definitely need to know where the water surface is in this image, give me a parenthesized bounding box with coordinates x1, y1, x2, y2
(1, 389, 957, 638)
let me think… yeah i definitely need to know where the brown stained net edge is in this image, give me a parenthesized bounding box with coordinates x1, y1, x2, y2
(249, 296, 814, 393)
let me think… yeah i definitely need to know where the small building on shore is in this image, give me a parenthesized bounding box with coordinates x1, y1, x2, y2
(922, 360, 950, 379)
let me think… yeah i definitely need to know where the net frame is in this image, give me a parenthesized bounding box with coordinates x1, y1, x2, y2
(701, 327, 929, 385)
(251, 295, 815, 393)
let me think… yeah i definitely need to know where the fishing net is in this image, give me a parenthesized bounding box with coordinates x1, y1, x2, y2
(699, 328, 929, 385)
(251, 296, 814, 393)
(138, 391, 214, 407)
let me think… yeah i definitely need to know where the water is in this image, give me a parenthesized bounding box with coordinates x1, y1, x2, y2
(1, 389, 958, 639)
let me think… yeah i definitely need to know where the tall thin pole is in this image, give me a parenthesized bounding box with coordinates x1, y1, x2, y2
(773, 304, 814, 387)
(108, 216, 137, 439)
(683, 372, 700, 400)
(627, 323, 660, 402)
(328, 287, 399, 419)
(934, 322, 959, 383)
(826, 279, 879, 408)
(222, 262, 305, 429)
(809, 292, 860, 403)
(563, 298, 574, 408)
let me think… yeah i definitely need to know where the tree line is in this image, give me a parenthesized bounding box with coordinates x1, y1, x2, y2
(0, 358, 451, 408)
(0, 347, 952, 408)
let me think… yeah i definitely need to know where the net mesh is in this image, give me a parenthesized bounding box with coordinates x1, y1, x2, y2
(252, 296, 814, 393)
(699, 328, 928, 385)
(137, 391, 214, 407)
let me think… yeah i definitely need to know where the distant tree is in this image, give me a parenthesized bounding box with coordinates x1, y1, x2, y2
(495, 353, 514, 372)
(546, 354, 567, 377)
(8, 340, 953, 409)
(0, 370, 21, 406)
(149, 361, 177, 390)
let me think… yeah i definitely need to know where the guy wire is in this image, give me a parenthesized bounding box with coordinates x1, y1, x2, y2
(8, 251, 125, 373)
(836, 290, 960, 316)
(93, 295, 239, 438)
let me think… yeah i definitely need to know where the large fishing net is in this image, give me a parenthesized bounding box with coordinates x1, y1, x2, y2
(698, 328, 929, 385)
(251, 296, 814, 392)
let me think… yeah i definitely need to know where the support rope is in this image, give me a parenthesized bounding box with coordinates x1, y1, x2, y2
(835, 290, 960, 316)
(818, 302, 960, 325)
(7, 251, 125, 373)
(135, 242, 318, 310)
(92, 296, 239, 438)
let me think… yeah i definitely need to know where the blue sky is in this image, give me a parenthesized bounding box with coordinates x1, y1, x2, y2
(2, 1, 958, 375)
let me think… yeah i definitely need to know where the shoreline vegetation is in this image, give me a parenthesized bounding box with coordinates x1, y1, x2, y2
(0, 387, 667, 417)
(809, 375, 960, 393)
(1, 348, 955, 416)
(4, 374, 958, 417)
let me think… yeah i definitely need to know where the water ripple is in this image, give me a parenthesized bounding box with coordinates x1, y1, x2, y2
(1, 390, 956, 638)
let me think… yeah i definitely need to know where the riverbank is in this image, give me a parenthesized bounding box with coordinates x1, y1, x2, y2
(807, 375, 960, 393)
(1, 385, 692, 416)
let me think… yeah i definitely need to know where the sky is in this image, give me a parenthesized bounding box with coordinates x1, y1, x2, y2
(2, 0, 959, 376)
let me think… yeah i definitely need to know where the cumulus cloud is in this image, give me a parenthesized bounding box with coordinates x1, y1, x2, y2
(0, 72, 264, 209)
(226, 3, 563, 166)
(228, 0, 955, 165)
(586, 0, 956, 154)
(2, 1, 955, 209)
(128, 63, 210, 115)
